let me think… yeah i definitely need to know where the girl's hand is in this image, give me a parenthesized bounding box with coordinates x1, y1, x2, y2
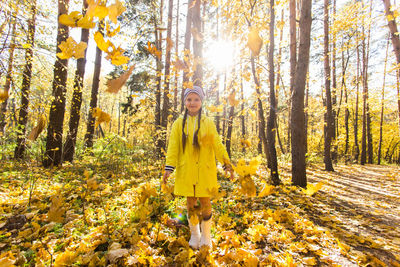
(163, 170, 172, 184)
(224, 164, 234, 180)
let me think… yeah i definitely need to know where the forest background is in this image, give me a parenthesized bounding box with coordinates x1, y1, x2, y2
(0, 0, 400, 265)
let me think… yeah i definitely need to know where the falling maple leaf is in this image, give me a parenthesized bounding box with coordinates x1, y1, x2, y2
(173, 58, 187, 70)
(57, 37, 87, 59)
(207, 187, 226, 201)
(146, 41, 161, 59)
(59, 11, 95, 29)
(207, 105, 223, 113)
(303, 182, 324, 196)
(258, 184, 274, 197)
(108, 0, 126, 24)
(247, 27, 263, 56)
(106, 65, 134, 93)
(228, 91, 240, 106)
(94, 31, 112, 53)
(92, 108, 111, 128)
(87, 0, 108, 19)
(27, 114, 46, 141)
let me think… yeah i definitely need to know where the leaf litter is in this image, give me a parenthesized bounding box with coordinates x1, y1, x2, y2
(0, 158, 399, 266)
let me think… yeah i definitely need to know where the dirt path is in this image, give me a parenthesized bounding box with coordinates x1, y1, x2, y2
(303, 164, 400, 265)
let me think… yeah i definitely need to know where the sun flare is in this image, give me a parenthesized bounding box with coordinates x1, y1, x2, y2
(204, 40, 236, 72)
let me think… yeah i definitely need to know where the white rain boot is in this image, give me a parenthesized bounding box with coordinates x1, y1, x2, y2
(188, 221, 201, 249)
(200, 217, 212, 248)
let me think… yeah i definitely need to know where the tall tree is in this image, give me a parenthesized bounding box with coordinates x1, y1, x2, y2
(267, 0, 280, 185)
(354, 33, 360, 162)
(366, 2, 373, 164)
(181, 0, 193, 111)
(63, 0, 90, 162)
(14, 0, 37, 159)
(192, 0, 203, 87)
(323, 0, 334, 171)
(291, 0, 312, 187)
(382, 0, 400, 132)
(331, 0, 337, 161)
(84, 22, 103, 150)
(173, 0, 179, 116)
(160, 0, 174, 152)
(43, 0, 70, 166)
(288, 0, 297, 153)
(378, 35, 390, 165)
(0, 9, 17, 135)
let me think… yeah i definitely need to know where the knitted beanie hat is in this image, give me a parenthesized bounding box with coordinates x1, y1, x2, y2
(183, 86, 205, 102)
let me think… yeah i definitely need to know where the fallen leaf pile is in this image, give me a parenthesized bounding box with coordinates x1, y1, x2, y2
(0, 156, 399, 266)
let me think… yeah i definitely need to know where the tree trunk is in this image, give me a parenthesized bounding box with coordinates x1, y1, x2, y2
(378, 35, 390, 165)
(366, 2, 373, 164)
(276, 8, 285, 155)
(181, 0, 193, 111)
(240, 71, 246, 153)
(251, 55, 268, 162)
(63, 0, 89, 162)
(14, 0, 36, 159)
(354, 35, 360, 162)
(331, 0, 337, 162)
(267, 0, 280, 185)
(192, 0, 203, 87)
(288, 0, 297, 154)
(160, 0, 174, 153)
(0, 10, 17, 135)
(291, 0, 312, 188)
(342, 42, 350, 157)
(226, 103, 234, 158)
(84, 22, 103, 150)
(173, 0, 179, 117)
(323, 0, 334, 171)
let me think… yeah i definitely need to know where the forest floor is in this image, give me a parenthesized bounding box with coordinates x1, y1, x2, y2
(0, 155, 399, 266)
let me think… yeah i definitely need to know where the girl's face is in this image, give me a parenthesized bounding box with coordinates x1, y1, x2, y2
(185, 93, 202, 115)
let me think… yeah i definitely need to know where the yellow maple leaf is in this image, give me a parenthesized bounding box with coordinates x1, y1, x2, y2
(87, 177, 99, 190)
(173, 58, 187, 71)
(228, 91, 240, 106)
(27, 114, 46, 141)
(48, 194, 65, 223)
(106, 45, 129, 66)
(54, 250, 76, 267)
(240, 138, 251, 148)
(259, 184, 274, 197)
(87, 0, 108, 20)
(207, 187, 226, 201)
(57, 37, 88, 59)
(207, 105, 223, 113)
(92, 107, 111, 128)
(59, 11, 95, 29)
(0, 90, 9, 103)
(189, 214, 199, 225)
(146, 41, 161, 59)
(303, 182, 324, 196)
(108, 0, 126, 24)
(247, 27, 263, 56)
(238, 175, 257, 197)
(0, 251, 15, 267)
(303, 257, 317, 266)
(94, 31, 112, 53)
(106, 65, 134, 93)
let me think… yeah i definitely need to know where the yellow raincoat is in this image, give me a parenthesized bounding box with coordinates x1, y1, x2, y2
(165, 115, 230, 197)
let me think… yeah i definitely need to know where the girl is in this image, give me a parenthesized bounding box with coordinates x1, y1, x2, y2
(162, 86, 234, 249)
